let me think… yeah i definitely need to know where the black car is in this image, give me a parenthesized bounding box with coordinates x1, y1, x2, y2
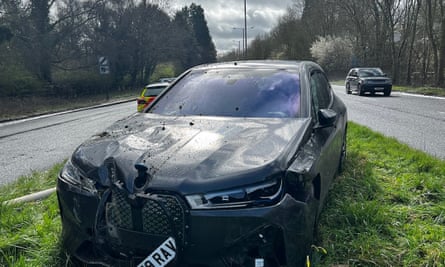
(57, 60, 347, 267)
(345, 67, 392, 96)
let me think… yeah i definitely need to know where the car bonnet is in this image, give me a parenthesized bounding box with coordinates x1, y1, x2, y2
(71, 113, 311, 195)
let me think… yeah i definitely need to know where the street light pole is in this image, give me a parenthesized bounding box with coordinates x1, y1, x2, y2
(232, 40, 241, 59)
(233, 27, 245, 57)
(244, 0, 247, 58)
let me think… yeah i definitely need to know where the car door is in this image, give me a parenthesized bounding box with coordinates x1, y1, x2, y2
(309, 70, 342, 206)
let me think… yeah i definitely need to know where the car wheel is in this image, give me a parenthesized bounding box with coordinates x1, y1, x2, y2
(384, 88, 391, 96)
(346, 83, 352, 94)
(358, 84, 365, 96)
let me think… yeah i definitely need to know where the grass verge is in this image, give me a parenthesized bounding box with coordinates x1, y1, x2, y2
(0, 163, 67, 267)
(314, 122, 445, 266)
(392, 85, 445, 97)
(1, 123, 444, 266)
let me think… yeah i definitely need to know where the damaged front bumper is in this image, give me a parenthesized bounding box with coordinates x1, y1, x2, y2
(57, 178, 316, 267)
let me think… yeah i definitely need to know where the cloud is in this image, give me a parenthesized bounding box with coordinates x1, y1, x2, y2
(171, 0, 295, 55)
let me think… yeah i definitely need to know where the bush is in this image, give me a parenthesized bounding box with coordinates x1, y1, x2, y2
(310, 35, 353, 74)
(52, 70, 113, 97)
(149, 62, 177, 83)
(0, 66, 45, 97)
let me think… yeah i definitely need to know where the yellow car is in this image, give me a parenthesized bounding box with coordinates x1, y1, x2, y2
(136, 82, 169, 112)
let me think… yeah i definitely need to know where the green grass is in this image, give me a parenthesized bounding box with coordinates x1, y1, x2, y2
(0, 163, 68, 267)
(330, 80, 346, 86)
(392, 85, 445, 97)
(314, 122, 445, 266)
(1, 123, 444, 266)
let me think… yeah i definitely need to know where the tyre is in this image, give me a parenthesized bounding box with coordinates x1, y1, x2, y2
(346, 83, 352, 94)
(384, 87, 391, 96)
(358, 84, 365, 96)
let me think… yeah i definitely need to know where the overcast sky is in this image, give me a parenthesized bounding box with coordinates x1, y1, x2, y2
(170, 1, 296, 56)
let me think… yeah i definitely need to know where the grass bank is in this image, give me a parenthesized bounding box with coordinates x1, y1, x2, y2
(315, 123, 445, 266)
(392, 85, 445, 97)
(1, 123, 444, 266)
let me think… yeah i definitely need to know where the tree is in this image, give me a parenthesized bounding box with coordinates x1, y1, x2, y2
(0, 25, 13, 44)
(188, 4, 216, 64)
(296, 0, 445, 88)
(247, 34, 274, 60)
(84, 1, 175, 88)
(269, 8, 312, 60)
(173, 4, 216, 69)
(172, 9, 200, 69)
(310, 35, 353, 74)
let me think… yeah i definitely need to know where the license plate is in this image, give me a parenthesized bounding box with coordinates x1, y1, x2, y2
(138, 237, 176, 267)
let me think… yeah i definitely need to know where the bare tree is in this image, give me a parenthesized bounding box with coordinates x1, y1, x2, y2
(437, 0, 445, 86)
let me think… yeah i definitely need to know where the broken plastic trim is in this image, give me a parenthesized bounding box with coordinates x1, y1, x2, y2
(185, 179, 283, 209)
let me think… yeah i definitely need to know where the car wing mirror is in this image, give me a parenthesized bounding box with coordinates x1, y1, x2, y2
(315, 109, 337, 129)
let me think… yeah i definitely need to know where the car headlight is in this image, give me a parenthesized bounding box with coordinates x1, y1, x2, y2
(185, 179, 283, 209)
(361, 79, 368, 84)
(60, 159, 97, 193)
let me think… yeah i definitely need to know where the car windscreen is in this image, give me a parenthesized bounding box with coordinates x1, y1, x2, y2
(149, 68, 301, 118)
(358, 69, 383, 77)
(144, 86, 167, 97)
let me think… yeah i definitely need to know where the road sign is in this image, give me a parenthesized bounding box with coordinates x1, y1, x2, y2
(99, 56, 110, 74)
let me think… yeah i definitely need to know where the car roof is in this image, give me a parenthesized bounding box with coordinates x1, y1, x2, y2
(190, 60, 305, 72)
(350, 67, 382, 71)
(145, 82, 170, 88)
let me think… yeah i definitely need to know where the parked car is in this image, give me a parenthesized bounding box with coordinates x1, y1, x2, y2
(57, 60, 347, 267)
(136, 82, 170, 112)
(345, 67, 392, 96)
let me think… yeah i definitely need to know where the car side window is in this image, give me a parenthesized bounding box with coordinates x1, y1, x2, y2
(310, 71, 332, 121)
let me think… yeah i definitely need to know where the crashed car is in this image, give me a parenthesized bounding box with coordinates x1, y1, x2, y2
(57, 60, 347, 267)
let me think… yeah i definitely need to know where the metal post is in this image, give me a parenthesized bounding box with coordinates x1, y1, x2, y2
(233, 27, 245, 58)
(244, 0, 247, 58)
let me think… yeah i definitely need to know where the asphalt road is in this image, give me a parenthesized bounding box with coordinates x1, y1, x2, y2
(332, 84, 445, 160)
(0, 101, 135, 186)
(1, 88, 444, 185)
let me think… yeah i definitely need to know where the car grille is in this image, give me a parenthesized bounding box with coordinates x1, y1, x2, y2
(368, 79, 387, 84)
(106, 190, 133, 228)
(105, 189, 186, 243)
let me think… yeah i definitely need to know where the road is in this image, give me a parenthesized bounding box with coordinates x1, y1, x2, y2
(0, 101, 135, 185)
(1, 89, 444, 185)
(332, 84, 445, 160)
